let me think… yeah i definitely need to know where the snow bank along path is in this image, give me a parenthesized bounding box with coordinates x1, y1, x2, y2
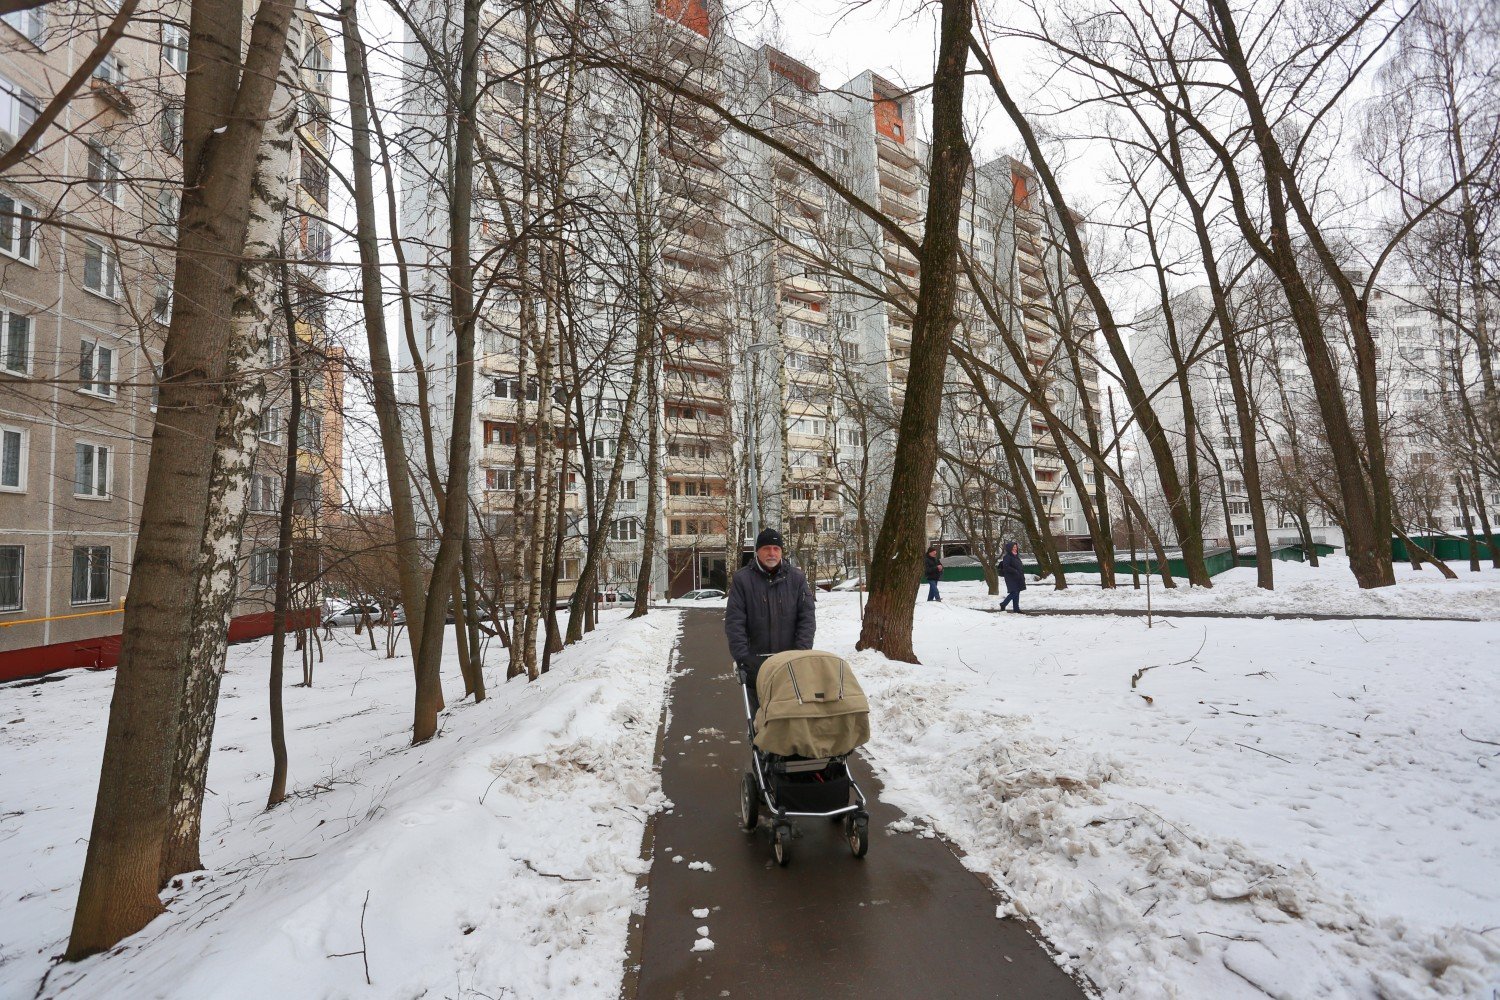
(1, 611, 680, 1000)
(816, 600, 1500, 998)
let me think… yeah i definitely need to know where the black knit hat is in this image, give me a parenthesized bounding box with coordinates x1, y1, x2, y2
(755, 527, 785, 550)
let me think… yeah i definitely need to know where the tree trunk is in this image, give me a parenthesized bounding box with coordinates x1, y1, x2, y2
(1457, 477, 1481, 573)
(411, 0, 481, 741)
(341, 0, 429, 655)
(67, 0, 298, 959)
(970, 38, 1212, 588)
(857, 0, 972, 661)
(632, 352, 662, 618)
(266, 285, 303, 810)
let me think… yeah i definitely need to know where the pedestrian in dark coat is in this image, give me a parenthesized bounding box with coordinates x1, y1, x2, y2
(923, 546, 943, 602)
(998, 541, 1027, 612)
(725, 527, 816, 714)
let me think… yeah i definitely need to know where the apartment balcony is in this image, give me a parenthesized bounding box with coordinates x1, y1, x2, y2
(888, 359, 910, 383)
(781, 271, 829, 301)
(661, 159, 725, 201)
(771, 88, 823, 125)
(774, 156, 809, 183)
(1019, 275, 1046, 301)
(876, 132, 919, 170)
(662, 259, 726, 301)
(879, 186, 921, 222)
(660, 133, 725, 169)
(1018, 253, 1045, 280)
(665, 494, 726, 513)
(666, 416, 726, 439)
(887, 323, 913, 348)
(1015, 210, 1043, 235)
(653, 10, 714, 56)
(786, 431, 832, 450)
(667, 302, 730, 335)
(667, 532, 727, 549)
(782, 301, 828, 325)
(663, 230, 725, 268)
(90, 77, 133, 115)
(785, 182, 826, 212)
(664, 54, 725, 99)
(662, 195, 727, 239)
(881, 238, 918, 271)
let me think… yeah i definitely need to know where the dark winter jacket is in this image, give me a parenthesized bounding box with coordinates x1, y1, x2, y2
(724, 559, 816, 667)
(1000, 551, 1027, 592)
(923, 553, 943, 581)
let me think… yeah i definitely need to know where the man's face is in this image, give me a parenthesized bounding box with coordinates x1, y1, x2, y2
(758, 544, 783, 568)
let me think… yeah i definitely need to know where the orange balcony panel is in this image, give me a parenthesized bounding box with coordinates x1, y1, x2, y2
(657, 0, 710, 36)
(875, 96, 906, 144)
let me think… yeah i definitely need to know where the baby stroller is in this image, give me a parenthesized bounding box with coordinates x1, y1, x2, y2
(737, 650, 872, 866)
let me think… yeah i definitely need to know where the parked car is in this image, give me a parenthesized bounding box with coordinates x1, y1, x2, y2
(829, 578, 866, 593)
(598, 589, 635, 606)
(323, 603, 381, 627)
(380, 605, 407, 626)
(680, 588, 725, 601)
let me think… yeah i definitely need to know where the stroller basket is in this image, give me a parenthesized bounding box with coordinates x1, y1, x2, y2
(770, 757, 852, 813)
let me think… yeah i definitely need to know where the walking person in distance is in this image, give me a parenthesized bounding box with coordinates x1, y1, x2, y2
(924, 545, 944, 602)
(998, 541, 1027, 612)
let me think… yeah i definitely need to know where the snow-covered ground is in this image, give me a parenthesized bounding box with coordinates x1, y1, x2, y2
(5, 559, 1499, 999)
(943, 557, 1500, 620)
(816, 583, 1500, 997)
(1, 611, 679, 1000)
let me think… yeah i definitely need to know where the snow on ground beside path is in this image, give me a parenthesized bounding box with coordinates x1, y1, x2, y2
(0, 610, 679, 1000)
(818, 599, 1500, 998)
(939, 557, 1500, 620)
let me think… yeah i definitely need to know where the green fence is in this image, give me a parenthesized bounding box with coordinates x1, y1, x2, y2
(944, 546, 1240, 582)
(1392, 533, 1500, 563)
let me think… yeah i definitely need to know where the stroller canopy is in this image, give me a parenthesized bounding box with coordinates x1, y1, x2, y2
(753, 650, 871, 759)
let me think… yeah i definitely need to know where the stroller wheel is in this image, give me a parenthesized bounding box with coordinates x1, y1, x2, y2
(772, 823, 792, 867)
(739, 771, 758, 830)
(846, 814, 870, 859)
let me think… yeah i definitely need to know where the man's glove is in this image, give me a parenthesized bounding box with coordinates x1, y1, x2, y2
(735, 660, 750, 685)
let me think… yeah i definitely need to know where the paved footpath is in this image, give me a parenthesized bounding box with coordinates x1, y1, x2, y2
(625, 609, 1089, 1000)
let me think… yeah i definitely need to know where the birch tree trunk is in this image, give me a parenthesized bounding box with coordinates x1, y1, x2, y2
(162, 17, 299, 881)
(67, 0, 299, 958)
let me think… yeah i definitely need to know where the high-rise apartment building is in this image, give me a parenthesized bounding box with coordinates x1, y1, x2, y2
(0, 8, 344, 676)
(1132, 282, 1498, 549)
(401, 0, 1101, 598)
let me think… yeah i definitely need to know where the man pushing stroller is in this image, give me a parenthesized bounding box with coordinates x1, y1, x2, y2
(724, 527, 816, 715)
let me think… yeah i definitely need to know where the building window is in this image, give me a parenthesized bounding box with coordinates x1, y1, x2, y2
(249, 473, 279, 512)
(74, 441, 110, 499)
(153, 284, 173, 325)
(79, 338, 115, 396)
(486, 467, 515, 491)
(298, 410, 322, 451)
(0, 192, 37, 264)
(161, 102, 183, 157)
(71, 545, 111, 605)
(249, 549, 277, 588)
(300, 215, 331, 262)
(155, 187, 180, 240)
(609, 518, 638, 542)
(1, 425, 25, 491)
(257, 407, 284, 443)
(86, 143, 123, 204)
(0, 74, 38, 153)
(162, 22, 188, 73)
(93, 53, 127, 88)
(2, 9, 45, 45)
(300, 152, 328, 206)
(1, 310, 32, 375)
(0, 544, 21, 612)
(83, 240, 121, 299)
